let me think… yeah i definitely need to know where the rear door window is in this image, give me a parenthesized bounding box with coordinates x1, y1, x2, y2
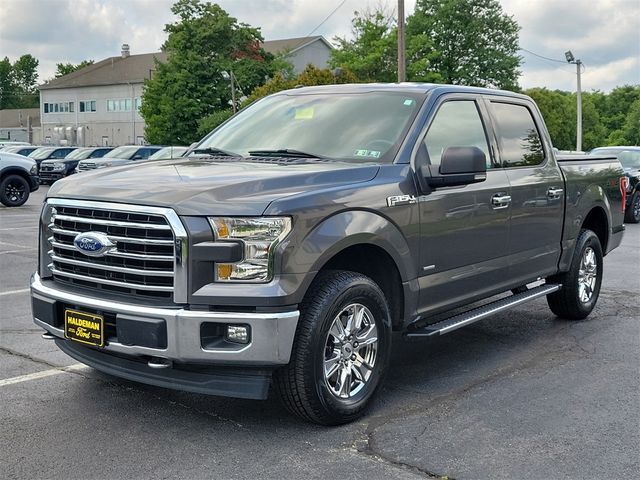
(490, 102, 545, 167)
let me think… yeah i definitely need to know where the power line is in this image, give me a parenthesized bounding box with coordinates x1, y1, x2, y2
(304, 0, 347, 38)
(519, 47, 566, 64)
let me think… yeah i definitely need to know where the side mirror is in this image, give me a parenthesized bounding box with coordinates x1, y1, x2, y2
(426, 146, 487, 188)
(132, 154, 143, 160)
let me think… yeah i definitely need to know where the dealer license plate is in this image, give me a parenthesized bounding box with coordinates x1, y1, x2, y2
(64, 309, 104, 347)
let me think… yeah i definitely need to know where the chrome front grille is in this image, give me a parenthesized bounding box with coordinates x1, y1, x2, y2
(40, 164, 54, 172)
(78, 162, 95, 171)
(44, 200, 187, 301)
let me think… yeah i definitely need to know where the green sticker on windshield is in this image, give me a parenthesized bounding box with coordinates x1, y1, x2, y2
(403, 99, 414, 106)
(354, 149, 381, 158)
(295, 107, 314, 120)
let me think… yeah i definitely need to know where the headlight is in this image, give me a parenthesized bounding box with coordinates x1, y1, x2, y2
(51, 162, 66, 171)
(208, 217, 292, 282)
(30, 164, 37, 175)
(96, 162, 112, 169)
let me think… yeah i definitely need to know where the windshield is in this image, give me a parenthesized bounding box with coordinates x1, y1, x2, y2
(592, 148, 640, 169)
(103, 146, 139, 159)
(29, 148, 55, 159)
(64, 149, 93, 160)
(196, 91, 424, 163)
(149, 146, 188, 160)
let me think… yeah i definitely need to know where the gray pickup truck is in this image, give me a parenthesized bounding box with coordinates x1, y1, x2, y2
(31, 84, 626, 425)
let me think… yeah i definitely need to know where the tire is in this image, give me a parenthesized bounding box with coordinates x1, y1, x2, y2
(274, 271, 392, 425)
(0, 174, 30, 207)
(625, 191, 640, 224)
(546, 229, 603, 320)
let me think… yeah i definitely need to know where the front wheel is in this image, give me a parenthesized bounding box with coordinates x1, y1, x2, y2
(625, 191, 640, 224)
(546, 229, 603, 320)
(274, 271, 392, 425)
(0, 174, 30, 207)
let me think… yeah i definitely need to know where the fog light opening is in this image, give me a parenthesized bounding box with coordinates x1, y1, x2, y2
(226, 325, 250, 344)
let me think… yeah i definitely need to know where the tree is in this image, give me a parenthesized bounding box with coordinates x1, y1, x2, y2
(141, 0, 278, 144)
(330, 8, 440, 83)
(0, 54, 39, 109)
(407, 0, 521, 89)
(244, 64, 359, 105)
(525, 88, 574, 150)
(55, 60, 94, 78)
(330, 9, 398, 82)
(619, 98, 640, 145)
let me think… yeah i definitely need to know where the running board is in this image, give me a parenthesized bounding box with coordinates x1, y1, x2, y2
(406, 284, 562, 338)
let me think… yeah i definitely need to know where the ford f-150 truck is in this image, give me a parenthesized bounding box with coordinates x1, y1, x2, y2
(31, 84, 626, 425)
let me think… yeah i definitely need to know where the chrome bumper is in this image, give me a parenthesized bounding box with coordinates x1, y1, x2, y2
(31, 273, 300, 365)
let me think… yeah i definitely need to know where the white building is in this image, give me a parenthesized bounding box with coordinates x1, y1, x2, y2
(38, 37, 333, 147)
(39, 46, 164, 147)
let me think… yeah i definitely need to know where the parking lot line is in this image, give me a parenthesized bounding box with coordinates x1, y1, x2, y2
(0, 240, 36, 249)
(0, 364, 88, 387)
(1, 226, 39, 231)
(0, 288, 30, 296)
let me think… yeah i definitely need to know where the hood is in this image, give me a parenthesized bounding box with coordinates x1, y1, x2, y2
(48, 157, 380, 215)
(80, 157, 132, 165)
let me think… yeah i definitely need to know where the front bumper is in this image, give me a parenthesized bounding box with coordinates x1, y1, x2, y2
(29, 174, 40, 191)
(38, 171, 65, 183)
(31, 273, 300, 367)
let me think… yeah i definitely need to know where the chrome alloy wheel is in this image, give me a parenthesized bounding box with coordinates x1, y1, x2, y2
(323, 303, 378, 399)
(578, 246, 597, 303)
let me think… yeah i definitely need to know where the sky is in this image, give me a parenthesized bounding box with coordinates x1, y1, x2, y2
(0, 0, 638, 92)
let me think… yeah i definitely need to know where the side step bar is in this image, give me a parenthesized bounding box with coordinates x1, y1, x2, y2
(406, 284, 562, 338)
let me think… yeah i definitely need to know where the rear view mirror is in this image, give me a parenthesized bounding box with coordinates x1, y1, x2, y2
(426, 146, 487, 188)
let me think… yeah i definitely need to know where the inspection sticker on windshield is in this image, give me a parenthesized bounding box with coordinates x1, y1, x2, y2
(354, 149, 381, 158)
(403, 98, 414, 106)
(294, 107, 315, 120)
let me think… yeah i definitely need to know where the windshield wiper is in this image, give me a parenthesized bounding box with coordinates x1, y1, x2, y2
(248, 148, 326, 159)
(190, 147, 242, 157)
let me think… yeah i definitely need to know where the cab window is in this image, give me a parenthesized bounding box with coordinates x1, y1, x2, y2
(423, 100, 492, 168)
(490, 102, 545, 167)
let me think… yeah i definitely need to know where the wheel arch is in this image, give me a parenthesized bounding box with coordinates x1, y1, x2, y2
(284, 210, 416, 330)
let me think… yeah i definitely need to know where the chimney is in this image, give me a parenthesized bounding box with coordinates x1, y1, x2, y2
(121, 44, 130, 58)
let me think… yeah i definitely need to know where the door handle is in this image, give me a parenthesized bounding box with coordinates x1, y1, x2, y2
(547, 187, 564, 199)
(491, 193, 511, 209)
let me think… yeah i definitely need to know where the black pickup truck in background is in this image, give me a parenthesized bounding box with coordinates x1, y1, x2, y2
(590, 146, 640, 223)
(31, 84, 626, 425)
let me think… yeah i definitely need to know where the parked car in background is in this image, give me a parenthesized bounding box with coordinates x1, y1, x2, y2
(28, 147, 78, 170)
(39, 147, 113, 184)
(2, 145, 39, 157)
(590, 146, 640, 223)
(147, 146, 189, 160)
(0, 141, 31, 150)
(0, 151, 39, 207)
(76, 145, 162, 171)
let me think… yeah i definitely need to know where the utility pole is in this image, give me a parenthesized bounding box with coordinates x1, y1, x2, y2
(575, 59, 582, 151)
(230, 71, 237, 114)
(397, 0, 406, 82)
(565, 51, 583, 151)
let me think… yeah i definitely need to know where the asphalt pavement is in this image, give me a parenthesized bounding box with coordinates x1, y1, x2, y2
(1, 186, 638, 480)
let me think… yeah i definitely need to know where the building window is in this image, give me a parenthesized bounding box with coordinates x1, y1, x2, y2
(44, 102, 75, 114)
(107, 98, 133, 112)
(79, 100, 96, 112)
(135, 97, 141, 111)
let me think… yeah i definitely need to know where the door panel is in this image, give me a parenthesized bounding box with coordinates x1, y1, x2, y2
(487, 101, 563, 283)
(416, 97, 512, 316)
(418, 169, 512, 316)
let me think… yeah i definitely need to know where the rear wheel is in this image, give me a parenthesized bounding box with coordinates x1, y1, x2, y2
(274, 271, 392, 425)
(546, 229, 603, 320)
(625, 191, 640, 224)
(0, 174, 30, 207)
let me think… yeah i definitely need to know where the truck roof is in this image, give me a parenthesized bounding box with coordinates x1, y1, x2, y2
(275, 82, 531, 101)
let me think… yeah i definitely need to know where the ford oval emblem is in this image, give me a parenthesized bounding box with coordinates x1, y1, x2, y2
(73, 232, 115, 257)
